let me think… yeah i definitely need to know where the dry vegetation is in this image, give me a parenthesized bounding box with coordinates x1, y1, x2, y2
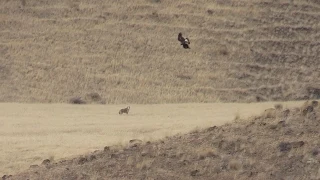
(1, 101, 302, 175)
(0, 0, 319, 104)
(6, 101, 320, 180)
(1, 0, 320, 179)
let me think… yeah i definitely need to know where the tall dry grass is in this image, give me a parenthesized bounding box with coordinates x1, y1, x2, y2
(0, 0, 319, 104)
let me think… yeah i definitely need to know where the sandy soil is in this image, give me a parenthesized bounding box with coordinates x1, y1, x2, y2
(0, 101, 305, 174)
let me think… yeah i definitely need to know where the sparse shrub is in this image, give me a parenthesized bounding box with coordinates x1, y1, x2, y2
(291, 141, 305, 148)
(274, 104, 283, 110)
(262, 108, 276, 118)
(148, 0, 161, 3)
(41, 159, 51, 165)
(219, 48, 229, 56)
(49, 155, 55, 162)
(256, 96, 266, 102)
(306, 87, 320, 99)
(99, 99, 107, 104)
(151, 11, 159, 18)
(21, 0, 26, 6)
(207, 9, 214, 15)
(302, 106, 314, 116)
(128, 139, 143, 148)
(136, 158, 154, 170)
(282, 109, 290, 117)
(29, 164, 39, 169)
(312, 148, 320, 156)
(78, 157, 87, 165)
(88, 155, 96, 161)
(104, 146, 110, 151)
(228, 160, 242, 171)
(234, 112, 241, 122)
(85, 92, 107, 104)
(69, 97, 86, 104)
(312, 100, 319, 107)
(279, 142, 292, 152)
(190, 169, 199, 176)
(206, 126, 217, 132)
(86, 92, 101, 102)
(126, 156, 135, 166)
(197, 148, 218, 160)
(176, 74, 192, 80)
(68, 2, 80, 10)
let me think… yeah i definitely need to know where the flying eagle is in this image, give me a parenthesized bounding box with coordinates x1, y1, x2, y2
(178, 33, 190, 49)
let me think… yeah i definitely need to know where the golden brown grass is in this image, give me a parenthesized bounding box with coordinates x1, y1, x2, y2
(8, 101, 320, 180)
(0, 0, 319, 104)
(0, 101, 304, 175)
(1, 0, 320, 179)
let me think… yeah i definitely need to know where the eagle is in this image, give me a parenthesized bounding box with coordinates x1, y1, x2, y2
(178, 32, 190, 49)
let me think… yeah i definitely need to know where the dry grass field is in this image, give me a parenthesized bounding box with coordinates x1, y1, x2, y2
(1, 0, 319, 104)
(7, 100, 320, 180)
(0, 101, 304, 175)
(1, 0, 320, 179)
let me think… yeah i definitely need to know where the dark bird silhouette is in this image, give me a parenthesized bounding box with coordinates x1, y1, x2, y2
(178, 33, 190, 49)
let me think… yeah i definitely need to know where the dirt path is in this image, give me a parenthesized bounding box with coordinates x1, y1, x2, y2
(0, 101, 305, 174)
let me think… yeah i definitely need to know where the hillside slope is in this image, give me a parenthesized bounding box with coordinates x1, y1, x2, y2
(8, 101, 320, 179)
(1, 0, 319, 103)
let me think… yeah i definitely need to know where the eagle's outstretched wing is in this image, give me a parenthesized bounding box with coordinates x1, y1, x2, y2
(185, 38, 190, 44)
(178, 33, 185, 44)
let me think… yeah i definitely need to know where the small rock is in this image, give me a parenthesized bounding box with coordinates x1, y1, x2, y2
(269, 124, 277, 130)
(79, 173, 90, 179)
(291, 141, 305, 148)
(284, 129, 294, 135)
(179, 159, 189, 166)
(159, 153, 167, 157)
(282, 109, 290, 117)
(141, 151, 148, 157)
(190, 170, 199, 176)
(129, 139, 142, 143)
(279, 142, 292, 152)
(89, 155, 96, 161)
(307, 158, 317, 164)
(29, 164, 39, 169)
(278, 120, 285, 126)
(207, 126, 217, 132)
(128, 139, 143, 148)
(41, 159, 51, 165)
(78, 157, 87, 165)
(311, 101, 318, 107)
(104, 146, 110, 151)
(110, 154, 118, 158)
(312, 148, 320, 156)
(302, 106, 314, 116)
(2, 175, 11, 180)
